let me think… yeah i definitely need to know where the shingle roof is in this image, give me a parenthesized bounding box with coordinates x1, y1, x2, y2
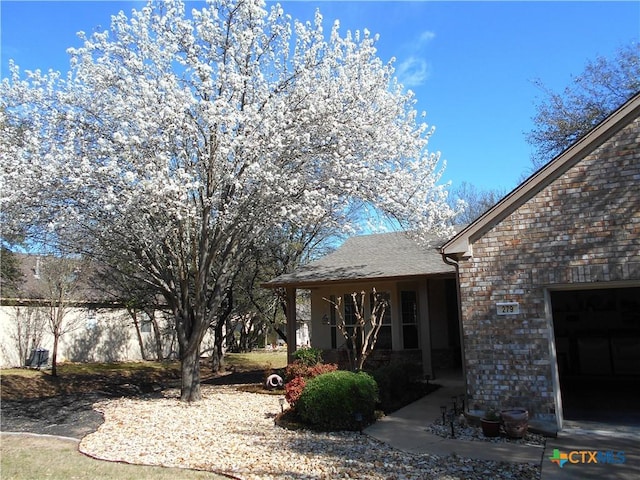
(264, 231, 455, 288)
(1, 254, 115, 305)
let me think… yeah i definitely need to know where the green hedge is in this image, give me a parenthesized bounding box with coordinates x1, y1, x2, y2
(296, 370, 378, 431)
(291, 347, 324, 366)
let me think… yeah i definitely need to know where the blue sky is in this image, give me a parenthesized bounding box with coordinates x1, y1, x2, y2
(1, 1, 638, 194)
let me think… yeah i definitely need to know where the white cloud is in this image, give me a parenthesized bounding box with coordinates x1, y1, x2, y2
(418, 30, 436, 45)
(395, 30, 436, 87)
(396, 56, 431, 87)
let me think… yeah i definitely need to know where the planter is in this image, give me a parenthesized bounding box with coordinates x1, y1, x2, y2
(500, 408, 528, 438)
(480, 418, 501, 437)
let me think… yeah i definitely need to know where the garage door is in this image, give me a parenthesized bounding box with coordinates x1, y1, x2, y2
(551, 286, 640, 422)
(552, 287, 640, 377)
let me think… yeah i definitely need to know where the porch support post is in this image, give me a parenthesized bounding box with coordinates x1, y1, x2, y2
(286, 287, 297, 364)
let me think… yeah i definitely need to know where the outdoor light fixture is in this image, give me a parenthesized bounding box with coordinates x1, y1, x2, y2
(440, 405, 447, 425)
(448, 410, 456, 439)
(354, 411, 363, 434)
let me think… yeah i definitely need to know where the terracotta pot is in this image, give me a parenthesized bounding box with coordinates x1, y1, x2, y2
(480, 418, 501, 437)
(500, 408, 528, 438)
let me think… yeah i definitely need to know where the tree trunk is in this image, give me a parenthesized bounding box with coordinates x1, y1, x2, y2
(129, 309, 148, 361)
(211, 287, 232, 372)
(51, 332, 59, 377)
(211, 318, 225, 372)
(148, 309, 164, 362)
(180, 347, 202, 402)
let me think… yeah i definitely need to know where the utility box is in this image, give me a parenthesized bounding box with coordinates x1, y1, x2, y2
(26, 348, 49, 369)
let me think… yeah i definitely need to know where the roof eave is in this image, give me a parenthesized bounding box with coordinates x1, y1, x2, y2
(261, 271, 456, 290)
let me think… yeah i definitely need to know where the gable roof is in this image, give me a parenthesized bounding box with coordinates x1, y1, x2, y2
(442, 92, 640, 260)
(263, 231, 455, 288)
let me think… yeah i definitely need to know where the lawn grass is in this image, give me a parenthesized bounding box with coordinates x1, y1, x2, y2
(1, 352, 286, 378)
(1, 360, 180, 377)
(1, 434, 229, 480)
(224, 350, 287, 371)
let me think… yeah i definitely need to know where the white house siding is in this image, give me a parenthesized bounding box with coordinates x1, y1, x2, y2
(0, 305, 177, 368)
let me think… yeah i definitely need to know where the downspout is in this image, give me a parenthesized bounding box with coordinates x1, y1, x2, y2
(441, 252, 469, 413)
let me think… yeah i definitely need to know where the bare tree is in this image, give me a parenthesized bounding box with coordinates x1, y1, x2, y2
(38, 256, 90, 376)
(448, 181, 507, 224)
(527, 41, 640, 169)
(204, 223, 337, 370)
(325, 288, 388, 371)
(7, 306, 47, 367)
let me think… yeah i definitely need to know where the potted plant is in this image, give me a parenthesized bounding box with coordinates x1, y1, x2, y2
(480, 408, 501, 437)
(500, 408, 528, 438)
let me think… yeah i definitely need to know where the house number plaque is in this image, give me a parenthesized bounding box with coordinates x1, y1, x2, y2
(496, 302, 520, 315)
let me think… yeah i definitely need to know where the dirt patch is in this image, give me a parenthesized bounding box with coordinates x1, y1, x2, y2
(1, 393, 107, 439)
(1, 366, 183, 401)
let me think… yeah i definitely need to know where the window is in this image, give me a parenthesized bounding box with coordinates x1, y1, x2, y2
(401, 291, 419, 349)
(86, 309, 97, 330)
(342, 293, 360, 350)
(141, 320, 152, 333)
(329, 291, 392, 350)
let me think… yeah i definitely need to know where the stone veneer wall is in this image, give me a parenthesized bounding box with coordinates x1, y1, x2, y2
(457, 117, 640, 421)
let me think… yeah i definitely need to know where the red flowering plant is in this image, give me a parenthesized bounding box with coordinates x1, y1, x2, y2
(284, 361, 338, 407)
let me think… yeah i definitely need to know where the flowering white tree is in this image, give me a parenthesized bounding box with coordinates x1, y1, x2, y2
(0, 0, 457, 401)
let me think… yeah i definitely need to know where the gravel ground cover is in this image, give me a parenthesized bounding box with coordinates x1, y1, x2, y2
(79, 384, 541, 480)
(425, 416, 547, 447)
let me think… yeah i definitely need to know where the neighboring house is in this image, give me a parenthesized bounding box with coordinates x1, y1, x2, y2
(0, 254, 178, 368)
(442, 92, 640, 431)
(0, 254, 299, 368)
(263, 231, 461, 378)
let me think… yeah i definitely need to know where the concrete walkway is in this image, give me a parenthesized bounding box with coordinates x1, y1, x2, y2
(364, 375, 640, 479)
(364, 376, 545, 464)
(541, 421, 640, 480)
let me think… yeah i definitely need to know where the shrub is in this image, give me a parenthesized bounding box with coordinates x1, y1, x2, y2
(291, 347, 324, 366)
(296, 370, 379, 431)
(370, 362, 424, 413)
(284, 361, 310, 382)
(284, 376, 307, 406)
(285, 361, 338, 382)
(284, 361, 338, 406)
